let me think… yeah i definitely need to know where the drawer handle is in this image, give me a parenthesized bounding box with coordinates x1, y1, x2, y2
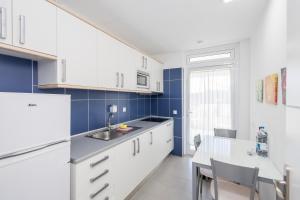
(166, 139, 172, 143)
(90, 169, 109, 183)
(90, 156, 109, 168)
(90, 183, 109, 199)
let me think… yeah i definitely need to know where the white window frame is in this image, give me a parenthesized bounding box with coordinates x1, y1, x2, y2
(184, 43, 240, 155)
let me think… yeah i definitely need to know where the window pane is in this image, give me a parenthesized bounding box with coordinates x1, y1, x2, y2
(189, 52, 231, 63)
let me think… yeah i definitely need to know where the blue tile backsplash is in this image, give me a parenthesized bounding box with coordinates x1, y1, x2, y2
(0, 54, 184, 156)
(151, 68, 184, 156)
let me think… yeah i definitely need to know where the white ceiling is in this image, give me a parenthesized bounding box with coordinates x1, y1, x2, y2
(57, 0, 268, 55)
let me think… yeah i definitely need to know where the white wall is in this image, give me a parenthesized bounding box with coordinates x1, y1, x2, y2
(249, 0, 286, 171)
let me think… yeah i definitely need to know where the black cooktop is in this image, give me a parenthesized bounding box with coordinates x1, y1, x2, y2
(141, 117, 169, 123)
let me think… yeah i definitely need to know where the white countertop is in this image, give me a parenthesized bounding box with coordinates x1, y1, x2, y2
(192, 135, 282, 183)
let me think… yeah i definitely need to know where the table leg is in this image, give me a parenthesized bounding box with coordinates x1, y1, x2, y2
(192, 163, 198, 200)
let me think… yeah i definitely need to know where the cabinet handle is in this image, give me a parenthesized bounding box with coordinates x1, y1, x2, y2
(0, 7, 7, 39)
(141, 56, 145, 69)
(19, 15, 25, 44)
(61, 59, 67, 82)
(137, 138, 140, 154)
(90, 155, 109, 168)
(167, 123, 172, 127)
(90, 169, 109, 183)
(166, 139, 172, 143)
(116, 72, 119, 87)
(90, 183, 109, 199)
(121, 73, 124, 88)
(104, 197, 109, 200)
(150, 132, 153, 145)
(145, 57, 148, 69)
(158, 82, 161, 92)
(133, 140, 136, 156)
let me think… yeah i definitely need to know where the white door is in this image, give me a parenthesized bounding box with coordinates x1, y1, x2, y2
(12, 0, 56, 55)
(186, 66, 234, 154)
(0, 142, 70, 200)
(285, 1, 300, 198)
(0, 0, 12, 45)
(57, 8, 97, 87)
(0, 93, 70, 155)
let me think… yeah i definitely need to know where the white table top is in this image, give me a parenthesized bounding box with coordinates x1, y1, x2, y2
(192, 136, 282, 183)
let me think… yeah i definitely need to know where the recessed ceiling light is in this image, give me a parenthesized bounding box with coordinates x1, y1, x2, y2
(222, 0, 233, 3)
(197, 40, 203, 44)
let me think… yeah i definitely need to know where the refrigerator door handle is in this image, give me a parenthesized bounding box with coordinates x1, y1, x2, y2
(0, 140, 69, 160)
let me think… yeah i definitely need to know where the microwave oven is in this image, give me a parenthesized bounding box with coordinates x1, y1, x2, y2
(137, 71, 150, 89)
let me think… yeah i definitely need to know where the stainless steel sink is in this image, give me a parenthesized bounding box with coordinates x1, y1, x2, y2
(86, 126, 141, 141)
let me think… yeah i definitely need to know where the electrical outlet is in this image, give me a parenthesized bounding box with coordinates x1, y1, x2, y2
(123, 107, 127, 112)
(173, 110, 178, 115)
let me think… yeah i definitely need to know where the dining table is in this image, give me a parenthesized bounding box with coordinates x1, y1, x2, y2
(192, 135, 282, 200)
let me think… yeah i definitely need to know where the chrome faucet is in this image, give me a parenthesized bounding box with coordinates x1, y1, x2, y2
(107, 113, 114, 131)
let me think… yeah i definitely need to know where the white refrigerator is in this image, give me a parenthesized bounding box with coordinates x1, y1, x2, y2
(0, 92, 71, 200)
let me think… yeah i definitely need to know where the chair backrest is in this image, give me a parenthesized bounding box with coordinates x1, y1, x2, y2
(210, 159, 259, 200)
(193, 134, 201, 150)
(214, 128, 237, 139)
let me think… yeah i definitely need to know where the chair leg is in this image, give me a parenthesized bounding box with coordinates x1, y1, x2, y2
(200, 175, 203, 194)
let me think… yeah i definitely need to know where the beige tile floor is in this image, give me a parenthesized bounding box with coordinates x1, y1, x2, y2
(129, 155, 212, 200)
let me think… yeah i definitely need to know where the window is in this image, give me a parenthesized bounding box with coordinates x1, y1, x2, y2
(188, 67, 233, 148)
(187, 50, 234, 64)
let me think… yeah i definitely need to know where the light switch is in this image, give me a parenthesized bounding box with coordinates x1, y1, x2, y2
(173, 110, 178, 115)
(123, 107, 127, 112)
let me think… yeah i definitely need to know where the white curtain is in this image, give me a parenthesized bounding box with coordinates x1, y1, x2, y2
(189, 67, 233, 146)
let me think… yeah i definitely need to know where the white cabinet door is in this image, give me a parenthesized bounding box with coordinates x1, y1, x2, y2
(112, 138, 138, 200)
(149, 58, 163, 93)
(12, 0, 56, 55)
(0, 0, 12, 45)
(57, 8, 97, 87)
(97, 30, 120, 90)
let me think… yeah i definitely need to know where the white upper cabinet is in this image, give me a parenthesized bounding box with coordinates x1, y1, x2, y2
(149, 57, 163, 93)
(12, 0, 57, 56)
(0, 0, 12, 45)
(57, 8, 97, 87)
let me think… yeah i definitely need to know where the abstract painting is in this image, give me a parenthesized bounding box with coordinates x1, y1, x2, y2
(281, 68, 286, 105)
(265, 74, 278, 105)
(256, 80, 264, 102)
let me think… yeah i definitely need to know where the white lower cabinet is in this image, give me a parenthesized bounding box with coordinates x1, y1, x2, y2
(71, 120, 174, 200)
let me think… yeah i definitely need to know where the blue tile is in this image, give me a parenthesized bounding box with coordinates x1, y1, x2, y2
(66, 89, 88, 100)
(106, 99, 118, 124)
(170, 99, 182, 117)
(89, 100, 106, 131)
(130, 93, 138, 99)
(170, 68, 182, 80)
(138, 98, 145, 117)
(157, 99, 169, 117)
(151, 96, 158, 116)
(89, 90, 105, 99)
(0, 54, 32, 93)
(172, 137, 183, 156)
(170, 80, 182, 99)
(119, 99, 130, 123)
(145, 98, 150, 116)
(174, 118, 182, 137)
(130, 99, 138, 120)
(33, 86, 65, 94)
(33, 61, 38, 85)
(163, 69, 170, 81)
(71, 100, 89, 135)
(106, 91, 118, 100)
(119, 92, 130, 100)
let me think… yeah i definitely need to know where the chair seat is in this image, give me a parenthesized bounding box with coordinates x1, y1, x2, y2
(210, 180, 259, 200)
(200, 168, 213, 178)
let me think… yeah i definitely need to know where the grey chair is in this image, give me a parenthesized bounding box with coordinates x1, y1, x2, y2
(210, 158, 259, 200)
(214, 128, 237, 139)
